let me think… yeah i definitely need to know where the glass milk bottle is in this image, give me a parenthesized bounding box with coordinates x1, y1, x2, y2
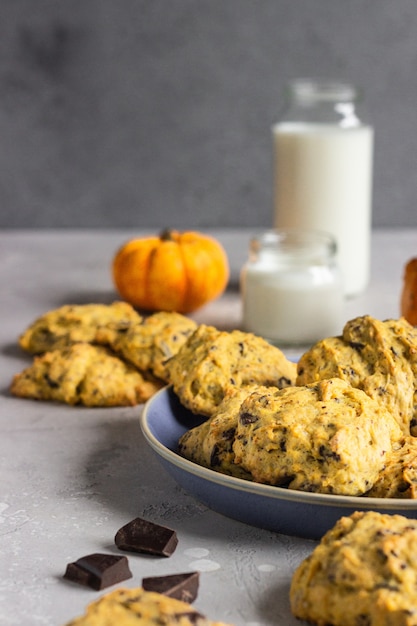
(272, 79, 374, 297)
(240, 229, 344, 346)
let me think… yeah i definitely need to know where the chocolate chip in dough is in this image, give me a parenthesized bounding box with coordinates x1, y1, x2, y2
(142, 571, 199, 603)
(63, 553, 132, 590)
(115, 516, 178, 557)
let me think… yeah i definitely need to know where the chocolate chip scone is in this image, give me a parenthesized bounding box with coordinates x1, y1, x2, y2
(65, 587, 233, 626)
(166, 324, 297, 417)
(178, 386, 260, 479)
(19, 301, 142, 354)
(233, 378, 402, 495)
(290, 511, 417, 626)
(96, 311, 197, 382)
(365, 436, 417, 499)
(297, 315, 417, 435)
(11, 343, 163, 406)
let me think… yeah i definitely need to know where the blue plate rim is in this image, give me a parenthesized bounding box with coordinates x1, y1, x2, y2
(140, 385, 417, 513)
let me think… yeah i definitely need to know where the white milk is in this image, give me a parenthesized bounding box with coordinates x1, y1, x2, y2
(240, 230, 344, 346)
(273, 123, 374, 296)
(242, 263, 344, 345)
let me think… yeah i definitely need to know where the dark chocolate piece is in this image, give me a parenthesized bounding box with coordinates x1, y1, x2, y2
(142, 571, 199, 603)
(63, 553, 132, 590)
(115, 517, 178, 556)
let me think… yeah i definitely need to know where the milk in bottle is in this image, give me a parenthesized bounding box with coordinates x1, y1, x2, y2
(273, 80, 374, 296)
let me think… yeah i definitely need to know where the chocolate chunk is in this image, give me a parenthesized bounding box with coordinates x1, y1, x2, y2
(115, 517, 178, 557)
(142, 572, 199, 603)
(63, 553, 132, 590)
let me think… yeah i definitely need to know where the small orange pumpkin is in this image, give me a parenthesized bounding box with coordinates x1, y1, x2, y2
(112, 229, 230, 313)
(401, 258, 417, 326)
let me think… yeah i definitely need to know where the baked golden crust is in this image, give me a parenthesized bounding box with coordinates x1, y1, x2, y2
(233, 378, 402, 495)
(96, 311, 197, 382)
(178, 386, 259, 479)
(366, 436, 417, 499)
(10, 343, 163, 406)
(297, 315, 417, 436)
(65, 587, 232, 626)
(290, 511, 417, 626)
(19, 302, 142, 354)
(166, 324, 297, 416)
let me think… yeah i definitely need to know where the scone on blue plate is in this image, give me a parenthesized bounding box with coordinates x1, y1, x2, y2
(297, 315, 417, 436)
(233, 377, 402, 495)
(166, 324, 297, 417)
(365, 436, 417, 499)
(178, 385, 260, 479)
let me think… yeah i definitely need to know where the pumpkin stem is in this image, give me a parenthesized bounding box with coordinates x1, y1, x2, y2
(159, 228, 175, 241)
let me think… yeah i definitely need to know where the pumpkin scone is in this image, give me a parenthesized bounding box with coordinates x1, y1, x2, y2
(19, 301, 142, 354)
(233, 378, 402, 495)
(297, 315, 417, 435)
(178, 386, 262, 479)
(165, 324, 297, 417)
(365, 436, 417, 499)
(10, 343, 163, 406)
(65, 587, 233, 626)
(290, 511, 417, 626)
(96, 311, 197, 382)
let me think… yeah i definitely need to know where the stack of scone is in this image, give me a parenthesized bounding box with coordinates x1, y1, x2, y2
(166, 314, 417, 624)
(297, 315, 417, 437)
(10, 303, 297, 409)
(171, 315, 417, 499)
(296, 315, 417, 498)
(10, 302, 197, 407)
(11, 307, 417, 499)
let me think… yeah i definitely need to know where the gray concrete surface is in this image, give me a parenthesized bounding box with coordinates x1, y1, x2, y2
(0, 227, 415, 625)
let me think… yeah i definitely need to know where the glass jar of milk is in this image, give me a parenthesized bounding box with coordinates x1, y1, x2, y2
(273, 79, 374, 297)
(241, 229, 344, 346)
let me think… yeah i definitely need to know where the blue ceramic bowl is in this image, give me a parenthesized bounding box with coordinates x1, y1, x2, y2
(140, 386, 417, 540)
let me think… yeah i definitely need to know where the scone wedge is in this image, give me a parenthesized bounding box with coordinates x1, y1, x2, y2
(297, 315, 417, 436)
(19, 301, 142, 354)
(166, 324, 296, 416)
(233, 378, 402, 495)
(290, 510, 417, 626)
(96, 311, 197, 382)
(11, 343, 163, 406)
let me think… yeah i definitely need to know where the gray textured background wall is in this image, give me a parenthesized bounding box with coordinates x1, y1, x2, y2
(1, 0, 417, 230)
